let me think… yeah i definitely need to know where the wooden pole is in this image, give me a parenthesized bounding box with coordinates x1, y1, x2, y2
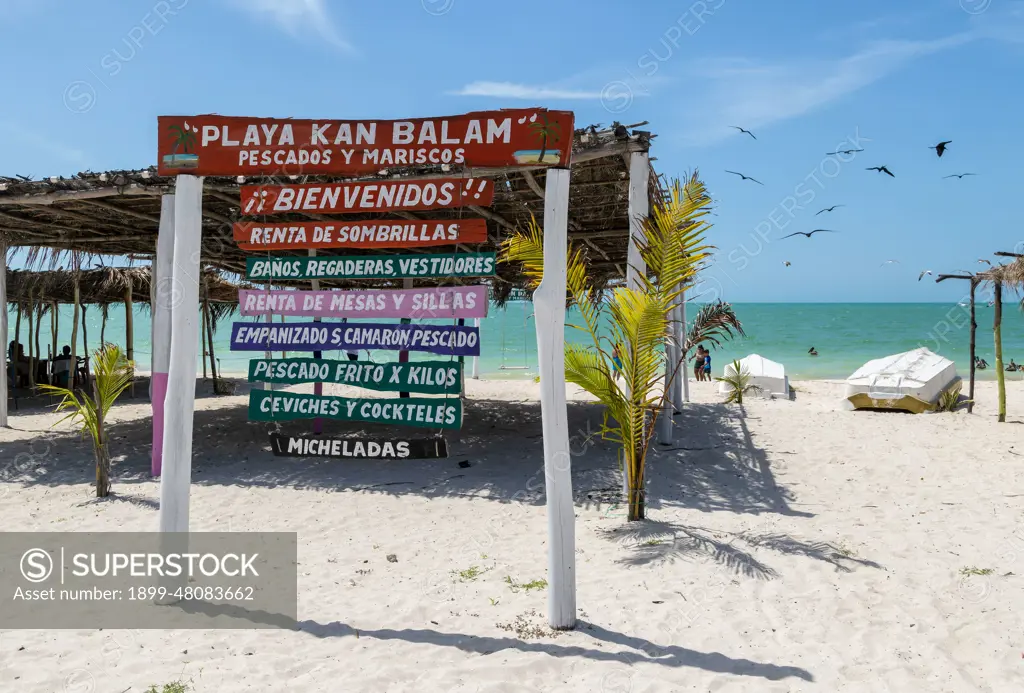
(471, 317, 480, 379)
(159, 175, 203, 534)
(200, 293, 209, 381)
(625, 151, 649, 291)
(34, 301, 42, 384)
(995, 281, 1006, 423)
(969, 279, 977, 414)
(13, 301, 21, 370)
(70, 273, 80, 389)
(124, 285, 134, 397)
(203, 276, 218, 392)
(535, 167, 575, 630)
(100, 304, 108, 347)
(0, 239, 8, 426)
(399, 277, 414, 398)
(50, 302, 57, 372)
(151, 194, 175, 476)
(309, 248, 324, 434)
(26, 290, 34, 388)
(81, 303, 90, 387)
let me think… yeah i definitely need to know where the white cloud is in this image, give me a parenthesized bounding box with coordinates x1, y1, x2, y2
(225, 0, 354, 53)
(682, 33, 974, 145)
(451, 81, 606, 100)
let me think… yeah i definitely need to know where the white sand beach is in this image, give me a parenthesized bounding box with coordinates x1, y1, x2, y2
(2, 378, 1023, 692)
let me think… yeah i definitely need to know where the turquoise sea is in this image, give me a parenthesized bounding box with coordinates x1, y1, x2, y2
(7, 302, 1024, 381)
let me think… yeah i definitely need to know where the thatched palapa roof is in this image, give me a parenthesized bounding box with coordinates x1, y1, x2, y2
(5, 266, 246, 306)
(0, 121, 662, 297)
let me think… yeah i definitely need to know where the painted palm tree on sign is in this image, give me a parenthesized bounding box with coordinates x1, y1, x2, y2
(530, 114, 561, 164)
(169, 123, 197, 155)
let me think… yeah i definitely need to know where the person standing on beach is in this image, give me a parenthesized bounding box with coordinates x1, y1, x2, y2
(703, 348, 712, 380)
(693, 346, 706, 382)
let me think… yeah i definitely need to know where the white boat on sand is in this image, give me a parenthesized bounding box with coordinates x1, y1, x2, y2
(843, 347, 960, 413)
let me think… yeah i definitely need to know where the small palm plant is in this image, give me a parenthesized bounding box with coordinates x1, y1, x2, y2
(715, 359, 762, 404)
(936, 381, 970, 412)
(37, 343, 134, 497)
(502, 173, 715, 520)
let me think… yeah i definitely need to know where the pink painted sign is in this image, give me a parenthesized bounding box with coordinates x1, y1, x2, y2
(239, 286, 488, 320)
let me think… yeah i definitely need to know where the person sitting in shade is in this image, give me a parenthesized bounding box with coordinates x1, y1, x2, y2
(52, 345, 74, 388)
(8, 341, 29, 387)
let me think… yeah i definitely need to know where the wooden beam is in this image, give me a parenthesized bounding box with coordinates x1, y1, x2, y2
(0, 185, 163, 206)
(521, 171, 545, 199)
(468, 205, 516, 233)
(78, 199, 160, 224)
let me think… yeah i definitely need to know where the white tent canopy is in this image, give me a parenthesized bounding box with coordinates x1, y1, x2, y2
(719, 354, 790, 398)
(843, 347, 960, 413)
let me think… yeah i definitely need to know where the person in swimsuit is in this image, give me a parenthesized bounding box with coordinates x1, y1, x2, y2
(693, 346, 705, 381)
(612, 345, 623, 380)
(703, 349, 712, 379)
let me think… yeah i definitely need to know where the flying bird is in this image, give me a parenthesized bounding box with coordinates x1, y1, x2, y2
(930, 140, 952, 157)
(881, 260, 900, 266)
(978, 259, 992, 266)
(725, 170, 764, 185)
(783, 261, 792, 267)
(781, 229, 837, 239)
(867, 166, 895, 177)
(943, 173, 976, 179)
(826, 148, 864, 155)
(918, 270, 933, 281)
(731, 126, 756, 140)
(815, 205, 845, 215)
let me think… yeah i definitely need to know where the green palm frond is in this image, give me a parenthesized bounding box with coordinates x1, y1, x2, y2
(686, 300, 746, 351)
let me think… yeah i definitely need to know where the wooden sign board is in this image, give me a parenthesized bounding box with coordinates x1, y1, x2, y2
(234, 219, 488, 251)
(249, 358, 462, 395)
(250, 390, 461, 429)
(157, 109, 574, 176)
(246, 252, 497, 281)
(269, 434, 448, 460)
(230, 322, 481, 356)
(239, 179, 494, 216)
(238, 286, 488, 320)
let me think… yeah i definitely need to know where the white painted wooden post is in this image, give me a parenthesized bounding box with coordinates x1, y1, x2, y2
(159, 175, 203, 533)
(151, 195, 175, 475)
(658, 290, 677, 444)
(625, 151, 649, 291)
(471, 317, 480, 379)
(535, 167, 575, 629)
(0, 239, 8, 428)
(679, 295, 690, 404)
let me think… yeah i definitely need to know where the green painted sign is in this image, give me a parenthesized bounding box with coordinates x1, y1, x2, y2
(246, 253, 497, 281)
(249, 390, 462, 429)
(248, 358, 461, 395)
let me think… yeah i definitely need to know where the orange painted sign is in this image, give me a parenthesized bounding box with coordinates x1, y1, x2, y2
(233, 219, 488, 251)
(239, 178, 494, 216)
(157, 109, 574, 176)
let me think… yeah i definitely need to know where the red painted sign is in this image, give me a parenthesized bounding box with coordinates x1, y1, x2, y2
(157, 109, 575, 176)
(233, 219, 488, 251)
(239, 178, 493, 216)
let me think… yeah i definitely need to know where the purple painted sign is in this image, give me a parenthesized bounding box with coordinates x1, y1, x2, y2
(230, 321, 481, 356)
(239, 286, 488, 320)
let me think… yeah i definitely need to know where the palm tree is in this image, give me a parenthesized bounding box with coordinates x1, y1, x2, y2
(529, 115, 561, 164)
(37, 344, 134, 497)
(715, 359, 762, 404)
(502, 173, 715, 520)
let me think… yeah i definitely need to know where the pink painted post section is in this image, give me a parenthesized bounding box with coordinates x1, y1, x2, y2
(151, 372, 169, 475)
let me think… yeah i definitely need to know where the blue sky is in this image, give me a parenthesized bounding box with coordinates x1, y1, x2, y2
(2, 0, 1023, 302)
